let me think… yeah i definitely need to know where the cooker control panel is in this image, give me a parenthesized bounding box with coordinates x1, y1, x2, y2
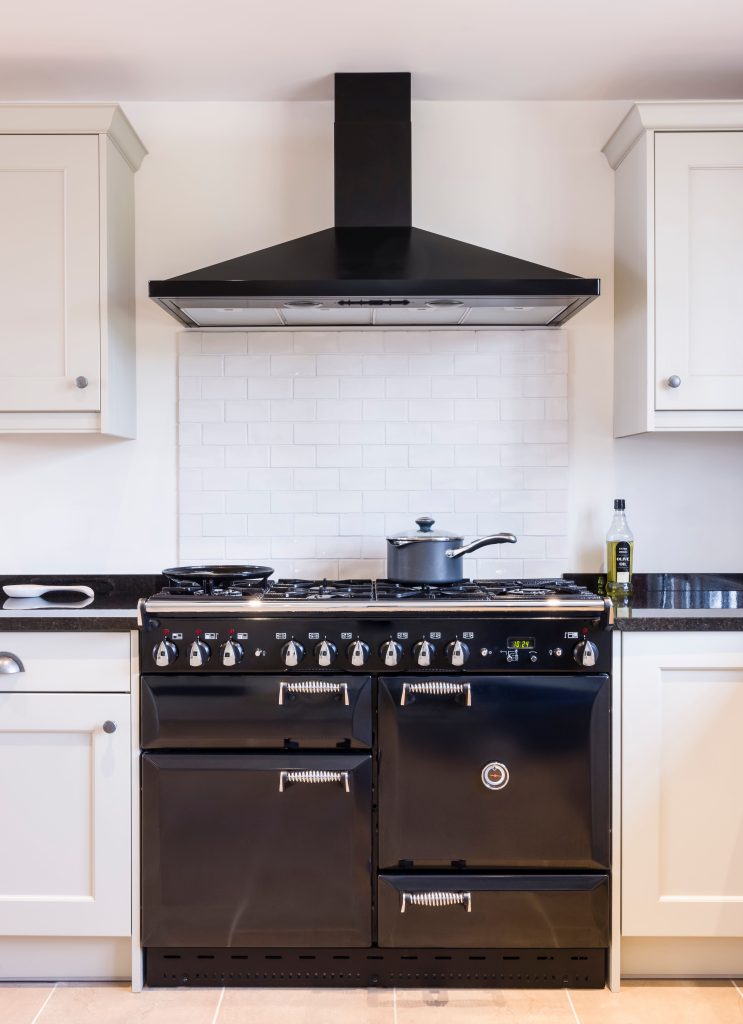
(143, 615, 610, 674)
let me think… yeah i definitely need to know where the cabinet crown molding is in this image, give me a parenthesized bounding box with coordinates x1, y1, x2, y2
(603, 101, 743, 169)
(0, 103, 146, 171)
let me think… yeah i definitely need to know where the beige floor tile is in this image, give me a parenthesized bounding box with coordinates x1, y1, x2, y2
(218, 987, 394, 1024)
(395, 987, 575, 1023)
(0, 984, 55, 1024)
(570, 979, 743, 1024)
(37, 983, 221, 1024)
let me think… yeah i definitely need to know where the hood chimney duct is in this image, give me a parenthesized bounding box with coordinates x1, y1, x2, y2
(334, 72, 412, 228)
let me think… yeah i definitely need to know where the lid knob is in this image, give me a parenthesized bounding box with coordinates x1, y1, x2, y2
(415, 516, 435, 533)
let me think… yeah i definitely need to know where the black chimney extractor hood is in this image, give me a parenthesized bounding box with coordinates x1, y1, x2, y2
(149, 73, 599, 328)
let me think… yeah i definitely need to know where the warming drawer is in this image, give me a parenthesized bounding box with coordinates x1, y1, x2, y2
(141, 674, 372, 749)
(142, 752, 373, 948)
(377, 874, 609, 948)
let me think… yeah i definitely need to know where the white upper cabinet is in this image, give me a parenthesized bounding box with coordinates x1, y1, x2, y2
(604, 103, 743, 435)
(0, 106, 146, 437)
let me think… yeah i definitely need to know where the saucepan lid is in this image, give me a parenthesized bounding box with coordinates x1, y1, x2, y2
(387, 516, 463, 545)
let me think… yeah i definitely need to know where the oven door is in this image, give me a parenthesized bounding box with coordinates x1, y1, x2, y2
(378, 674, 610, 870)
(141, 674, 372, 749)
(141, 752, 372, 947)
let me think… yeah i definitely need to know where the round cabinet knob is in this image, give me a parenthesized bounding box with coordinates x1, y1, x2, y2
(102, 720, 117, 734)
(445, 639, 470, 668)
(314, 640, 337, 667)
(413, 639, 436, 668)
(74, 375, 89, 389)
(153, 639, 178, 667)
(667, 375, 682, 389)
(380, 639, 403, 667)
(220, 639, 244, 667)
(188, 639, 211, 668)
(347, 639, 370, 668)
(573, 640, 599, 668)
(281, 640, 305, 668)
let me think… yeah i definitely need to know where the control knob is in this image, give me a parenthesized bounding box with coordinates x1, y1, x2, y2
(380, 639, 403, 667)
(413, 639, 436, 668)
(220, 639, 244, 667)
(314, 640, 337, 667)
(573, 640, 599, 668)
(281, 640, 305, 667)
(153, 638, 177, 667)
(445, 639, 470, 668)
(347, 639, 370, 667)
(188, 639, 211, 668)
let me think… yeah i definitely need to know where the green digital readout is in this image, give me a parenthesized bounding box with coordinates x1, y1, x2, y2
(506, 637, 536, 650)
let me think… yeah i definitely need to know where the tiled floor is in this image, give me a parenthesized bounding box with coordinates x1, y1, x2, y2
(1, 981, 743, 1024)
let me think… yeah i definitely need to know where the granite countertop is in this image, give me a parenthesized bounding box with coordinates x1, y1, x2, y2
(0, 575, 163, 631)
(568, 573, 743, 631)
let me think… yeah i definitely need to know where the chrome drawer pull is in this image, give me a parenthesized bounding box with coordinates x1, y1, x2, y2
(0, 652, 25, 674)
(401, 891, 472, 914)
(278, 680, 350, 705)
(278, 769, 350, 793)
(400, 681, 471, 707)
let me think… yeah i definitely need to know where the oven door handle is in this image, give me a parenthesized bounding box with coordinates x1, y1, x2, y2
(278, 680, 350, 706)
(400, 681, 472, 707)
(278, 769, 351, 793)
(400, 891, 472, 913)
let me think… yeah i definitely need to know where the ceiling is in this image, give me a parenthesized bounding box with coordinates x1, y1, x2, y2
(2, 0, 743, 101)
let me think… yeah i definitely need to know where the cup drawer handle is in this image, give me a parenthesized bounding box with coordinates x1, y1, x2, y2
(0, 652, 25, 674)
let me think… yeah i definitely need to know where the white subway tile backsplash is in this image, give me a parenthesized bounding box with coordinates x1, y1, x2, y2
(225, 400, 271, 422)
(178, 330, 569, 575)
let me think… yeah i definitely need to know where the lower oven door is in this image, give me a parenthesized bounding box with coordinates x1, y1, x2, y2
(141, 752, 372, 947)
(378, 874, 609, 948)
(378, 674, 610, 870)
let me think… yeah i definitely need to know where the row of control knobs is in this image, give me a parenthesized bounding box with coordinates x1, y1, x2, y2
(154, 637, 599, 669)
(153, 637, 471, 669)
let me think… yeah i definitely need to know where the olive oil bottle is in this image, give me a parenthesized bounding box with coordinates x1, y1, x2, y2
(606, 498, 634, 596)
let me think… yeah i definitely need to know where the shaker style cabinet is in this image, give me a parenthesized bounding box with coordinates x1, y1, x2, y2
(0, 106, 146, 436)
(0, 633, 132, 939)
(603, 103, 743, 435)
(621, 632, 743, 937)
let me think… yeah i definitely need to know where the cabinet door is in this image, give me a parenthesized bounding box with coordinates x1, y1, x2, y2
(622, 633, 743, 936)
(0, 135, 100, 412)
(655, 132, 743, 411)
(0, 692, 130, 936)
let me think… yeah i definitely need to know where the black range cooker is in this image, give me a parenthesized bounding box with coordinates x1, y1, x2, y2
(137, 576, 613, 989)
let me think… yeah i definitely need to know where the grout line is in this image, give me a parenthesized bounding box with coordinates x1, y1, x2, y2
(564, 988, 581, 1024)
(30, 983, 59, 1024)
(393, 986, 398, 1024)
(731, 979, 743, 998)
(210, 986, 226, 1024)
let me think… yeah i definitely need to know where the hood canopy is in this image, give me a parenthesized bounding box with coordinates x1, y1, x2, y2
(149, 73, 599, 329)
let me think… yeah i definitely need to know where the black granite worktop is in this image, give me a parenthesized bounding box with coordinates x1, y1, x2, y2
(568, 573, 743, 631)
(0, 575, 163, 631)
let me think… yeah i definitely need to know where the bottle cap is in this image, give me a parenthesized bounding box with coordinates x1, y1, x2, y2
(613, 498, 626, 510)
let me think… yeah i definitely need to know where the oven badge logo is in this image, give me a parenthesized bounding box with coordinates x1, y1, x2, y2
(481, 761, 510, 791)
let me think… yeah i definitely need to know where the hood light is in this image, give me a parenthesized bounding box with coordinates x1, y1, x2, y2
(284, 300, 322, 308)
(426, 299, 464, 308)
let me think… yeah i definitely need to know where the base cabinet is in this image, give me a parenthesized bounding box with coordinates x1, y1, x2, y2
(622, 632, 743, 938)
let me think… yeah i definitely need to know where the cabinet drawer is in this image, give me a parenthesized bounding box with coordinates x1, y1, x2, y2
(378, 874, 609, 949)
(0, 632, 131, 692)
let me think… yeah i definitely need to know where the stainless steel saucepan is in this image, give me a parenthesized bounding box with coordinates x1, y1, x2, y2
(386, 516, 517, 584)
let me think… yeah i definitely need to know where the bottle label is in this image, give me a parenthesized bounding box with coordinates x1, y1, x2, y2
(615, 541, 631, 583)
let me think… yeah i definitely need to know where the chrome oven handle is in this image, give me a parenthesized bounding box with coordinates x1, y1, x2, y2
(400, 681, 471, 707)
(278, 680, 350, 706)
(401, 891, 472, 914)
(278, 770, 350, 793)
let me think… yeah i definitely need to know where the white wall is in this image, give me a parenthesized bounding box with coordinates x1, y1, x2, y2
(1, 99, 742, 573)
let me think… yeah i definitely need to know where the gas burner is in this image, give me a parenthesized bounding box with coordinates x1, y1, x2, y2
(375, 580, 487, 601)
(263, 579, 375, 602)
(479, 578, 594, 600)
(153, 579, 267, 601)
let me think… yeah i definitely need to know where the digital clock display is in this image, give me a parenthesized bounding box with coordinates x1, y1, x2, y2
(507, 637, 536, 650)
